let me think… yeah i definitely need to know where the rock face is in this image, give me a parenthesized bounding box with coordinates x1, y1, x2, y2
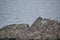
(0, 17, 60, 40)
(0, 24, 30, 39)
(30, 17, 60, 40)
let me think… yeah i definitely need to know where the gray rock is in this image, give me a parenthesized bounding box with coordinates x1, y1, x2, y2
(0, 17, 60, 40)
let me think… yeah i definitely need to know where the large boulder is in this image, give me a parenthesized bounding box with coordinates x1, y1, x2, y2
(0, 24, 29, 39)
(30, 17, 60, 40)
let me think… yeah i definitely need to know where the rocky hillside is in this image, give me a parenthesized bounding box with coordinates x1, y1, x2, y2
(0, 17, 60, 40)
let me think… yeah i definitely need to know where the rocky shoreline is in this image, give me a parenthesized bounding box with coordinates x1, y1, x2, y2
(0, 17, 60, 40)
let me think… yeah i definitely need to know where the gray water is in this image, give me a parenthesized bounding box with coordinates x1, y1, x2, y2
(0, 0, 60, 28)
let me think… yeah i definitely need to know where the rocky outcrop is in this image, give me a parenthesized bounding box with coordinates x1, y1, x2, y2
(0, 17, 60, 40)
(0, 24, 30, 39)
(30, 17, 60, 40)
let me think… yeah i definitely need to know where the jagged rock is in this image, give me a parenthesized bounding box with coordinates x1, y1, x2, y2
(0, 17, 60, 40)
(0, 24, 29, 39)
(30, 17, 60, 40)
